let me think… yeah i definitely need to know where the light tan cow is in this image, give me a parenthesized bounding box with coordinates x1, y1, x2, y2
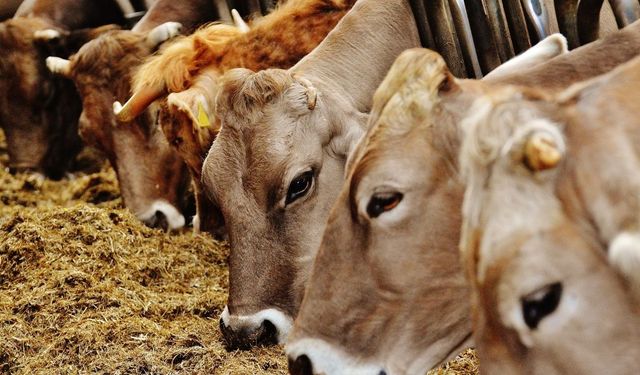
(286, 21, 640, 375)
(201, 0, 420, 350)
(459, 55, 640, 374)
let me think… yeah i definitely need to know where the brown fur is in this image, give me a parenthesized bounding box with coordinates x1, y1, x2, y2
(0, 0, 126, 178)
(62, 0, 223, 228)
(133, 0, 355, 94)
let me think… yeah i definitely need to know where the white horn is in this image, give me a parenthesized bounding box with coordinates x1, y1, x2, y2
(46, 56, 71, 77)
(114, 0, 135, 15)
(231, 9, 250, 33)
(33, 29, 62, 41)
(146, 22, 183, 48)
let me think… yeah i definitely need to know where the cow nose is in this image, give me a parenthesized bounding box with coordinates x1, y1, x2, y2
(288, 354, 313, 375)
(219, 317, 279, 350)
(144, 210, 169, 231)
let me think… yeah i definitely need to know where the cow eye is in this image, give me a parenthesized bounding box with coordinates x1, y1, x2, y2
(172, 136, 183, 147)
(366, 192, 403, 218)
(521, 282, 562, 329)
(286, 170, 314, 205)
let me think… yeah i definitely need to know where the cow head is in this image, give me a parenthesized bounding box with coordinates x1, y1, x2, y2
(458, 86, 640, 374)
(109, 24, 242, 234)
(199, 0, 420, 350)
(285, 49, 473, 375)
(0, 17, 115, 179)
(203, 67, 367, 349)
(48, 23, 192, 230)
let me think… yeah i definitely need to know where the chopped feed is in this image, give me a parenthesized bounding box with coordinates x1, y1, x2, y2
(0, 129, 478, 374)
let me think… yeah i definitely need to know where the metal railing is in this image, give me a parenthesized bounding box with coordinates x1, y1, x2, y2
(410, 0, 640, 78)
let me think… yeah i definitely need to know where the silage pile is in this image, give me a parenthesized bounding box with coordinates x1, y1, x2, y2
(0, 129, 477, 374)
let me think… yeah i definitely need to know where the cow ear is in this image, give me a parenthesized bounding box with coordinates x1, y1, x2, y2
(166, 69, 221, 133)
(369, 48, 456, 129)
(167, 91, 217, 132)
(146, 22, 182, 49)
(485, 33, 568, 80)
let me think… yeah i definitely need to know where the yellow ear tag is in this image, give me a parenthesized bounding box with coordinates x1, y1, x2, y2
(197, 101, 211, 128)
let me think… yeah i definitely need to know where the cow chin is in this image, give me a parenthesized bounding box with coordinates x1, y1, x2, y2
(286, 338, 386, 375)
(136, 200, 186, 231)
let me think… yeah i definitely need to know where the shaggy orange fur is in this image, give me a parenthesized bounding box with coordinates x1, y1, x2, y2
(133, 0, 356, 93)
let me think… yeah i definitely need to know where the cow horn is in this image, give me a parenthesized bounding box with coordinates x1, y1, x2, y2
(113, 83, 166, 122)
(523, 131, 562, 171)
(146, 22, 183, 48)
(33, 29, 62, 41)
(114, 0, 135, 14)
(45, 56, 71, 77)
(231, 9, 250, 33)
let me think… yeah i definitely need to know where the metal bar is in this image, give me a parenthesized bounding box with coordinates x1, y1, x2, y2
(466, 0, 503, 74)
(449, 0, 483, 77)
(577, 0, 605, 44)
(502, 0, 533, 54)
(483, 0, 515, 61)
(408, 0, 437, 50)
(609, 0, 640, 27)
(213, 0, 233, 23)
(425, 0, 468, 77)
(555, 0, 580, 48)
(246, 0, 262, 15)
(521, 0, 552, 39)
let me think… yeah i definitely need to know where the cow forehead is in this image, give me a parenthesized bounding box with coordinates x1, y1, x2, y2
(72, 30, 146, 79)
(205, 125, 291, 207)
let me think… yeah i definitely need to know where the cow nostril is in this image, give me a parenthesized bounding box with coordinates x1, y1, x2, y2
(256, 319, 278, 346)
(288, 354, 313, 375)
(378, 371, 387, 375)
(219, 317, 279, 350)
(144, 210, 169, 231)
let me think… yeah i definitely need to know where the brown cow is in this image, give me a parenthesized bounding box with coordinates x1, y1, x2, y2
(0, 0, 126, 179)
(46, 0, 227, 229)
(286, 20, 640, 375)
(197, 0, 420, 350)
(115, 0, 357, 236)
(459, 55, 640, 374)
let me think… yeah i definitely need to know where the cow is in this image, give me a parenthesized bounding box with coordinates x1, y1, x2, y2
(285, 20, 640, 375)
(458, 55, 640, 374)
(0, 0, 127, 179)
(196, 0, 420, 350)
(113, 0, 357, 236)
(45, 0, 231, 230)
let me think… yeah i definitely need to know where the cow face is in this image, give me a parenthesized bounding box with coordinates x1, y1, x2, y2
(202, 68, 367, 349)
(0, 17, 85, 179)
(59, 25, 191, 230)
(459, 87, 640, 374)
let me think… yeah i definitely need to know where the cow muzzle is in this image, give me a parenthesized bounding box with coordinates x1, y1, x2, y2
(137, 200, 185, 231)
(286, 338, 387, 375)
(219, 305, 293, 350)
